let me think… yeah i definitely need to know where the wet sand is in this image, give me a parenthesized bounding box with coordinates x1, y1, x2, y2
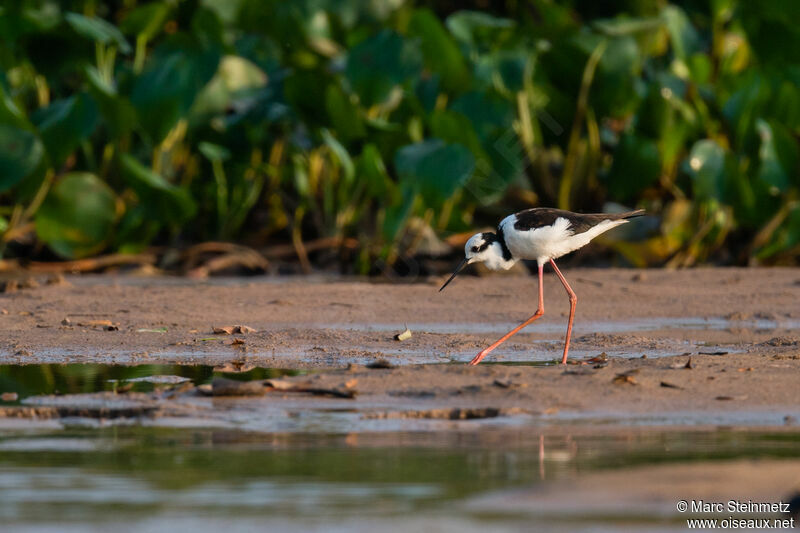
(1, 267, 799, 428)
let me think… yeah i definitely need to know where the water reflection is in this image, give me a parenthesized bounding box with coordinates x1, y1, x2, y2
(0, 363, 301, 401)
(0, 426, 798, 531)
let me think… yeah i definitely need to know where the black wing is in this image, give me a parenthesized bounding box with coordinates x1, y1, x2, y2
(511, 208, 644, 235)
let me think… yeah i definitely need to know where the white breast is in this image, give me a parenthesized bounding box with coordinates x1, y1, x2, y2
(500, 215, 626, 264)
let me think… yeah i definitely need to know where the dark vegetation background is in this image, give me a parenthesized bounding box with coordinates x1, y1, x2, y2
(1, 0, 799, 275)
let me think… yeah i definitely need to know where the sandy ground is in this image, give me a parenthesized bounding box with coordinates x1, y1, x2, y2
(0, 267, 799, 428)
(0, 267, 798, 365)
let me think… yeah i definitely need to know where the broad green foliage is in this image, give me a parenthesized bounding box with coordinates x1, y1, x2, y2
(65, 12, 131, 53)
(0, 125, 43, 191)
(395, 139, 475, 204)
(0, 1, 798, 266)
(33, 93, 99, 167)
(35, 172, 118, 258)
(120, 154, 196, 225)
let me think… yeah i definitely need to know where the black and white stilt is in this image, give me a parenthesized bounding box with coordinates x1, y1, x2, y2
(439, 207, 645, 365)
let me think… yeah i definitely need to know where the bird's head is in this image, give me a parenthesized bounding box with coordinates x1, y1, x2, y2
(439, 232, 515, 291)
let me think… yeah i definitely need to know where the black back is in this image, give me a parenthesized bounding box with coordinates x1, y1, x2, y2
(511, 208, 644, 235)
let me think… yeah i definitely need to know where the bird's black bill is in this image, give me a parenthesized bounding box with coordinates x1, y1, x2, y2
(439, 258, 468, 292)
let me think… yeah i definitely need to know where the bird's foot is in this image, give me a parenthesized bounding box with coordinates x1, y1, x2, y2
(469, 351, 489, 366)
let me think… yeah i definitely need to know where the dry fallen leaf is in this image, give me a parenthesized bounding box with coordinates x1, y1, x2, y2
(265, 378, 296, 390)
(213, 360, 255, 373)
(80, 320, 113, 327)
(670, 357, 694, 369)
(612, 370, 639, 385)
(213, 325, 257, 335)
(264, 378, 357, 398)
(587, 352, 608, 363)
(211, 377, 265, 396)
(394, 326, 412, 341)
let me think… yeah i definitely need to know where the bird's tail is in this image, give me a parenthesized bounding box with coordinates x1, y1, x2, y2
(619, 209, 646, 219)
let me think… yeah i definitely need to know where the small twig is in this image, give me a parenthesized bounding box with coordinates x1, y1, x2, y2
(26, 253, 157, 273)
(262, 236, 358, 259)
(292, 206, 312, 274)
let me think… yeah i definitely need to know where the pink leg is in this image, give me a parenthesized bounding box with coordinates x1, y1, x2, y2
(549, 259, 577, 365)
(469, 263, 545, 365)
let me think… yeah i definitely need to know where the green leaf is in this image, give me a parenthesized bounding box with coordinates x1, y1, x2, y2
(321, 129, 355, 184)
(120, 154, 196, 225)
(686, 139, 725, 201)
(0, 125, 44, 192)
(687, 53, 712, 85)
(590, 35, 642, 117)
(65, 12, 132, 53)
(592, 16, 663, 37)
(394, 139, 475, 203)
(430, 106, 518, 205)
(131, 46, 221, 142)
(84, 66, 136, 139)
(606, 134, 661, 203)
(119, 2, 170, 40)
(722, 74, 770, 149)
(771, 81, 800, 133)
(445, 11, 514, 48)
(33, 93, 99, 167)
(192, 55, 269, 117)
(429, 110, 485, 160)
(662, 5, 700, 61)
(755, 119, 798, 194)
(407, 9, 469, 92)
(35, 173, 118, 259)
(198, 142, 231, 161)
(0, 84, 30, 130)
(450, 91, 513, 142)
(357, 144, 392, 198)
(345, 30, 421, 106)
(739, 0, 800, 66)
(325, 84, 365, 142)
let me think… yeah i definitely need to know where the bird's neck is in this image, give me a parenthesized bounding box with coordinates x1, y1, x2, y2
(483, 242, 517, 271)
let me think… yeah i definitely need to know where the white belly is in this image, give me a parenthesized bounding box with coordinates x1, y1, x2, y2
(500, 215, 625, 264)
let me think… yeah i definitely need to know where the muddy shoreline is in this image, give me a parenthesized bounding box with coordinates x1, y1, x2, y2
(1, 267, 799, 365)
(1, 267, 799, 429)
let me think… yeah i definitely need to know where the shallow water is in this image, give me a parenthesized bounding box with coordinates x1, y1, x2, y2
(2, 363, 800, 531)
(341, 316, 800, 335)
(1, 425, 798, 532)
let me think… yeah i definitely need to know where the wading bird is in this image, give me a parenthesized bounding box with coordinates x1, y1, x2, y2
(439, 208, 645, 365)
